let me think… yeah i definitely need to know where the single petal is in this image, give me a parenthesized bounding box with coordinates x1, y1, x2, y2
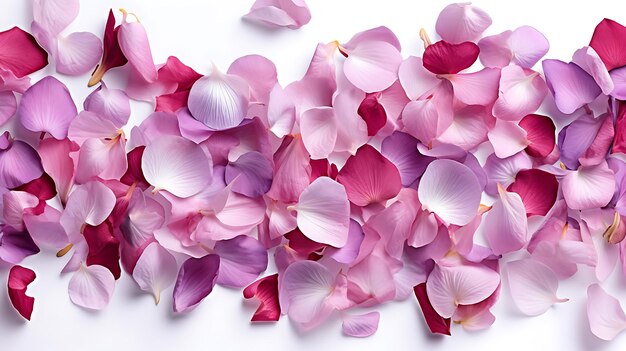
(562, 162, 615, 210)
(243, 274, 280, 322)
(227, 54, 277, 102)
(337, 144, 402, 206)
(423, 41, 479, 75)
(492, 66, 548, 121)
(381, 131, 432, 186)
(225, 151, 273, 197)
(243, 0, 311, 29)
(401, 93, 453, 145)
(172, 254, 220, 313)
(267, 84, 296, 137)
(83, 83, 131, 127)
(117, 9, 157, 83)
(610, 66, 626, 100)
(342, 312, 380, 338)
(447, 68, 500, 106)
(300, 107, 337, 159)
(436, 104, 490, 151)
(589, 18, 626, 71)
(75, 137, 127, 183)
(0, 91, 17, 126)
(587, 284, 626, 340)
(358, 93, 387, 136)
(347, 253, 397, 306)
(120, 189, 164, 247)
(83, 222, 120, 279)
(507, 258, 567, 316)
(142, 136, 213, 198)
(0, 228, 40, 264)
(542, 60, 601, 115)
(0, 133, 44, 189)
(478, 30, 513, 68)
(572, 46, 614, 95)
(68, 264, 115, 310)
(132, 242, 177, 304)
(418, 159, 482, 226)
(413, 282, 451, 335)
(56, 32, 102, 75)
(32, 0, 79, 36)
(213, 235, 268, 288)
(295, 177, 350, 247)
(267, 136, 311, 203)
(279, 260, 335, 324)
(38, 137, 76, 203)
(342, 40, 402, 93)
(7, 265, 36, 320)
(507, 169, 558, 217)
(2, 191, 39, 231)
(508, 26, 550, 68)
(60, 181, 116, 238)
(519, 114, 556, 158)
(19, 76, 77, 139)
(483, 151, 532, 196)
(88, 10, 127, 87)
(0, 27, 48, 77)
(484, 184, 528, 255)
(327, 219, 364, 265)
(398, 56, 441, 100)
(23, 205, 68, 250)
(435, 3, 492, 43)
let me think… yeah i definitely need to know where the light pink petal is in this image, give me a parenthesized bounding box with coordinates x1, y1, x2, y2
(488, 120, 529, 159)
(447, 68, 500, 106)
(2, 191, 38, 231)
(279, 260, 335, 324)
(243, 0, 311, 29)
(408, 210, 438, 248)
(590, 223, 619, 282)
(56, 32, 102, 75)
(611, 66, 626, 100)
(342, 41, 402, 93)
(572, 46, 614, 95)
(331, 90, 369, 154)
(493, 65, 548, 121)
(32, 0, 79, 36)
(508, 26, 550, 68)
(427, 262, 500, 318)
(83, 83, 131, 127)
(484, 185, 528, 255)
(327, 219, 364, 265)
(38, 138, 76, 203)
(347, 253, 397, 306)
(60, 181, 116, 238)
(453, 304, 496, 331)
(300, 107, 337, 159)
(418, 159, 482, 226)
(117, 10, 157, 83)
(172, 254, 220, 313)
(295, 177, 350, 247)
(398, 56, 441, 100)
(477, 31, 513, 68)
(120, 189, 164, 247)
(402, 90, 454, 145)
(227, 54, 277, 103)
(132, 243, 177, 304)
(0, 91, 17, 126)
(188, 65, 249, 130)
(542, 59, 601, 115)
(68, 111, 119, 144)
(267, 200, 297, 240)
(142, 136, 213, 198)
(436, 105, 489, 150)
(587, 284, 626, 340)
(18, 76, 76, 139)
(267, 136, 311, 203)
(267, 84, 295, 137)
(483, 151, 532, 196)
(68, 264, 115, 310)
(562, 162, 615, 210)
(23, 205, 68, 250)
(435, 3, 492, 43)
(342, 312, 380, 338)
(507, 258, 567, 316)
(75, 137, 127, 183)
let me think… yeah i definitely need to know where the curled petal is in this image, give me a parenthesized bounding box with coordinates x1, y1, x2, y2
(542, 60, 601, 115)
(68, 264, 116, 310)
(117, 9, 157, 83)
(243, 274, 280, 322)
(507, 258, 567, 316)
(435, 3, 492, 43)
(483, 152, 532, 196)
(572, 46, 614, 95)
(7, 265, 36, 320)
(173, 254, 220, 313)
(507, 169, 558, 217)
(381, 132, 432, 187)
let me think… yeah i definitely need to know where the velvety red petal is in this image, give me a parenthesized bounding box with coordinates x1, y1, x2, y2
(423, 41, 479, 75)
(285, 228, 327, 257)
(89, 9, 127, 87)
(120, 146, 149, 189)
(309, 158, 338, 182)
(519, 114, 556, 158)
(589, 18, 626, 71)
(0, 27, 48, 78)
(358, 93, 387, 136)
(243, 274, 281, 322)
(155, 90, 189, 113)
(83, 221, 121, 279)
(7, 265, 36, 320)
(414, 282, 451, 336)
(507, 169, 558, 217)
(14, 173, 56, 203)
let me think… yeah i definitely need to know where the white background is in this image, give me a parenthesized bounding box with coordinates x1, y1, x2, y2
(1, 0, 626, 350)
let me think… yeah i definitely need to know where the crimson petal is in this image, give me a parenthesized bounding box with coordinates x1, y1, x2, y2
(358, 93, 387, 136)
(7, 265, 36, 320)
(423, 41, 479, 75)
(0, 27, 48, 78)
(83, 221, 121, 279)
(507, 169, 558, 217)
(89, 9, 127, 87)
(414, 283, 451, 336)
(589, 18, 626, 71)
(519, 114, 556, 158)
(243, 274, 280, 322)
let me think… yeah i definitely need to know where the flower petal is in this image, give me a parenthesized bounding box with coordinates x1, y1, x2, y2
(507, 169, 558, 217)
(381, 131, 432, 187)
(342, 312, 380, 338)
(587, 283, 626, 340)
(32, 0, 78, 36)
(117, 9, 157, 83)
(562, 161, 615, 210)
(0, 27, 48, 77)
(435, 3, 492, 43)
(132, 242, 177, 304)
(519, 114, 556, 158)
(225, 151, 273, 197)
(68, 264, 115, 310)
(492, 65, 547, 121)
(279, 260, 335, 324)
(213, 235, 268, 288)
(0, 133, 43, 189)
(7, 265, 36, 320)
(56, 32, 102, 75)
(300, 107, 337, 159)
(0, 91, 17, 126)
(508, 26, 550, 68)
(243, 274, 280, 322)
(413, 282, 451, 335)
(172, 254, 220, 313)
(84, 83, 130, 127)
(484, 185, 528, 255)
(589, 18, 626, 71)
(507, 258, 567, 316)
(423, 41, 479, 75)
(267, 84, 296, 137)
(342, 40, 402, 93)
(447, 68, 500, 106)
(542, 59, 601, 115)
(572, 46, 614, 95)
(60, 181, 116, 238)
(243, 0, 311, 29)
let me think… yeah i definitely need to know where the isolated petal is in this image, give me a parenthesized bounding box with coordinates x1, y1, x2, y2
(213, 235, 268, 288)
(542, 60, 601, 114)
(342, 312, 380, 338)
(117, 9, 157, 83)
(587, 284, 626, 340)
(132, 243, 177, 304)
(589, 18, 626, 71)
(435, 3, 492, 43)
(507, 169, 558, 217)
(173, 254, 220, 313)
(0, 27, 48, 77)
(243, 274, 280, 322)
(562, 162, 615, 210)
(484, 185, 528, 255)
(7, 265, 36, 320)
(300, 107, 337, 159)
(68, 264, 115, 310)
(507, 259, 567, 316)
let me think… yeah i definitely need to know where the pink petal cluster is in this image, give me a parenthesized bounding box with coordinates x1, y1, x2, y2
(2, 1, 626, 342)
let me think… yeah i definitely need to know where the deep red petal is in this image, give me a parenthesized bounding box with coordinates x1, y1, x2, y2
(89, 9, 127, 86)
(358, 93, 387, 136)
(14, 173, 56, 204)
(158, 56, 202, 92)
(120, 146, 148, 189)
(243, 274, 280, 322)
(423, 41, 479, 75)
(0, 27, 48, 78)
(519, 114, 556, 158)
(83, 221, 121, 279)
(285, 228, 327, 256)
(309, 158, 338, 181)
(589, 18, 626, 71)
(612, 100, 626, 154)
(507, 169, 558, 217)
(155, 90, 189, 113)
(7, 265, 36, 320)
(413, 283, 451, 335)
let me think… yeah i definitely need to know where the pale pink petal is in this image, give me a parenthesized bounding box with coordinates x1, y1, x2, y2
(267, 136, 311, 203)
(447, 68, 500, 106)
(483, 151, 532, 196)
(0, 91, 16, 125)
(120, 189, 164, 247)
(243, 0, 311, 29)
(32, 0, 79, 36)
(611, 66, 626, 100)
(295, 177, 350, 247)
(398, 56, 441, 100)
(60, 181, 116, 238)
(484, 185, 528, 255)
(132, 243, 177, 304)
(75, 137, 127, 183)
(300, 107, 337, 159)
(2, 191, 38, 231)
(418, 159, 482, 226)
(227, 54, 277, 103)
(408, 210, 438, 249)
(587, 284, 626, 341)
(493, 66, 548, 121)
(67, 111, 119, 144)
(332, 90, 369, 154)
(436, 104, 489, 150)
(342, 312, 380, 338)
(117, 9, 157, 83)
(56, 32, 102, 75)
(23, 205, 68, 250)
(562, 161, 615, 210)
(142, 136, 213, 198)
(172, 254, 220, 313)
(508, 26, 549, 68)
(38, 138, 76, 203)
(342, 41, 402, 93)
(435, 3, 492, 43)
(453, 304, 496, 331)
(507, 258, 567, 316)
(488, 120, 529, 159)
(347, 253, 397, 306)
(327, 219, 364, 265)
(477, 31, 513, 68)
(267, 84, 295, 137)
(572, 46, 614, 95)
(68, 264, 115, 310)
(83, 83, 131, 127)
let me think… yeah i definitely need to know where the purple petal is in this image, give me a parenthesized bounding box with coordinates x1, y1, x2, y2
(0, 91, 17, 126)
(56, 32, 102, 76)
(0, 227, 40, 264)
(213, 235, 268, 288)
(173, 254, 220, 313)
(0, 132, 43, 189)
(342, 312, 380, 338)
(381, 131, 433, 187)
(225, 151, 273, 198)
(84, 83, 131, 127)
(542, 59, 601, 114)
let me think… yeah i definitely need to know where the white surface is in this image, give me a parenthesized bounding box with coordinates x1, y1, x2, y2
(1, 0, 626, 350)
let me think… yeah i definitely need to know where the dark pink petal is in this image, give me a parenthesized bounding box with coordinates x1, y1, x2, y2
(507, 169, 558, 217)
(243, 274, 280, 322)
(173, 254, 220, 313)
(589, 18, 626, 71)
(243, 0, 311, 29)
(542, 60, 601, 115)
(88, 9, 127, 87)
(7, 265, 36, 320)
(309, 159, 338, 182)
(519, 114, 556, 158)
(158, 56, 203, 92)
(117, 9, 157, 83)
(213, 235, 268, 288)
(0, 27, 48, 77)
(285, 228, 325, 257)
(120, 146, 148, 189)
(0, 132, 44, 189)
(337, 144, 402, 206)
(414, 282, 451, 336)
(423, 41, 479, 75)
(381, 132, 432, 187)
(19, 76, 77, 139)
(83, 221, 121, 279)
(156, 90, 189, 113)
(358, 93, 387, 136)
(14, 173, 56, 202)
(225, 151, 273, 197)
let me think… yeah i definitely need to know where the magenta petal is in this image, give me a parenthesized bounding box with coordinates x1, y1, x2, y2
(414, 282, 451, 336)
(300, 107, 337, 159)
(117, 10, 157, 83)
(243, 274, 280, 322)
(213, 235, 268, 288)
(19, 76, 77, 139)
(342, 312, 380, 338)
(381, 132, 432, 187)
(423, 41, 479, 75)
(358, 93, 387, 136)
(84, 83, 131, 127)
(38, 138, 77, 203)
(243, 0, 311, 29)
(519, 114, 556, 158)
(507, 169, 558, 217)
(173, 254, 220, 313)
(225, 151, 273, 197)
(589, 18, 626, 71)
(435, 3, 491, 44)
(542, 60, 601, 115)
(0, 133, 44, 189)
(7, 265, 36, 320)
(0, 27, 48, 77)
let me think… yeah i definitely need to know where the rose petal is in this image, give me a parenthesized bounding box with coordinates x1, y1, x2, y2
(132, 242, 177, 304)
(423, 41, 479, 75)
(484, 185, 528, 255)
(381, 131, 432, 187)
(0, 27, 48, 77)
(0, 133, 44, 189)
(507, 169, 558, 217)
(562, 161, 615, 210)
(243, 0, 311, 29)
(56, 32, 102, 75)
(587, 283, 626, 340)
(84, 83, 130, 127)
(243, 274, 280, 322)
(507, 258, 567, 316)
(213, 235, 268, 288)
(172, 254, 220, 313)
(117, 9, 157, 83)
(342, 40, 402, 93)
(7, 265, 36, 320)
(300, 107, 337, 160)
(492, 66, 548, 122)
(435, 3, 492, 43)
(542, 59, 601, 115)
(342, 312, 380, 338)
(19, 76, 76, 139)
(68, 264, 115, 310)
(414, 282, 451, 335)
(589, 18, 626, 71)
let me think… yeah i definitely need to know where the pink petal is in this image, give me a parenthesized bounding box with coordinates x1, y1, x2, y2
(18, 76, 76, 139)
(507, 169, 558, 217)
(327, 219, 364, 265)
(342, 312, 380, 338)
(227, 54, 277, 103)
(488, 120, 529, 159)
(0, 91, 17, 126)
(381, 132, 432, 187)
(2, 191, 38, 231)
(453, 304, 496, 331)
(398, 56, 441, 100)
(435, 3, 492, 44)
(589, 18, 626, 71)
(0, 27, 48, 77)
(347, 253, 397, 306)
(507, 258, 567, 316)
(32, 0, 78, 36)
(132, 242, 177, 304)
(83, 83, 130, 127)
(477, 31, 513, 68)
(213, 235, 268, 288)
(0, 133, 44, 189)
(68, 264, 115, 310)
(333, 91, 369, 154)
(225, 151, 273, 197)
(508, 26, 550, 68)
(243, 0, 311, 29)
(295, 177, 350, 247)
(188, 65, 249, 130)
(483, 152, 532, 196)
(519, 114, 556, 159)
(542, 59, 601, 115)
(447, 68, 500, 105)
(337, 144, 402, 206)
(342, 40, 402, 93)
(243, 274, 280, 322)
(120, 189, 164, 247)
(300, 107, 337, 159)
(38, 138, 76, 203)
(413, 282, 451, 335)
(7, 265, 36, 320)
(587, 283, 626, 340)
(267, 136, 311, 203)
(401, 94, 452, 145)
(427, 262, 500, 318)
(267, 84, 296, 137)
(484, 185, 528, 255)
(279, 260, 335, 324)
(572, 46, 614, 95)
(68, 111, 119, 144)
(23, 205, 68, 250)
(436, 105, 489, 151)
(418, 159, 482, 226)
(117, 9, 157, 83)
(492, 66, 547, 121)
(423, 41, 479, 75)
(75, 137, 127, 183)
(60, 181, 116, 238)
(562, 161, 615, 210)
(56, 32, 102, 75)
(173, 254, 220, 313)
(142, 136, 213, 198)
(611, 65, 626, 100)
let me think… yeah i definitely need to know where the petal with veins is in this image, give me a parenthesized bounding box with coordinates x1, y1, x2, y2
(507, 258, 567, 316)
(587, 284, 626, 340)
